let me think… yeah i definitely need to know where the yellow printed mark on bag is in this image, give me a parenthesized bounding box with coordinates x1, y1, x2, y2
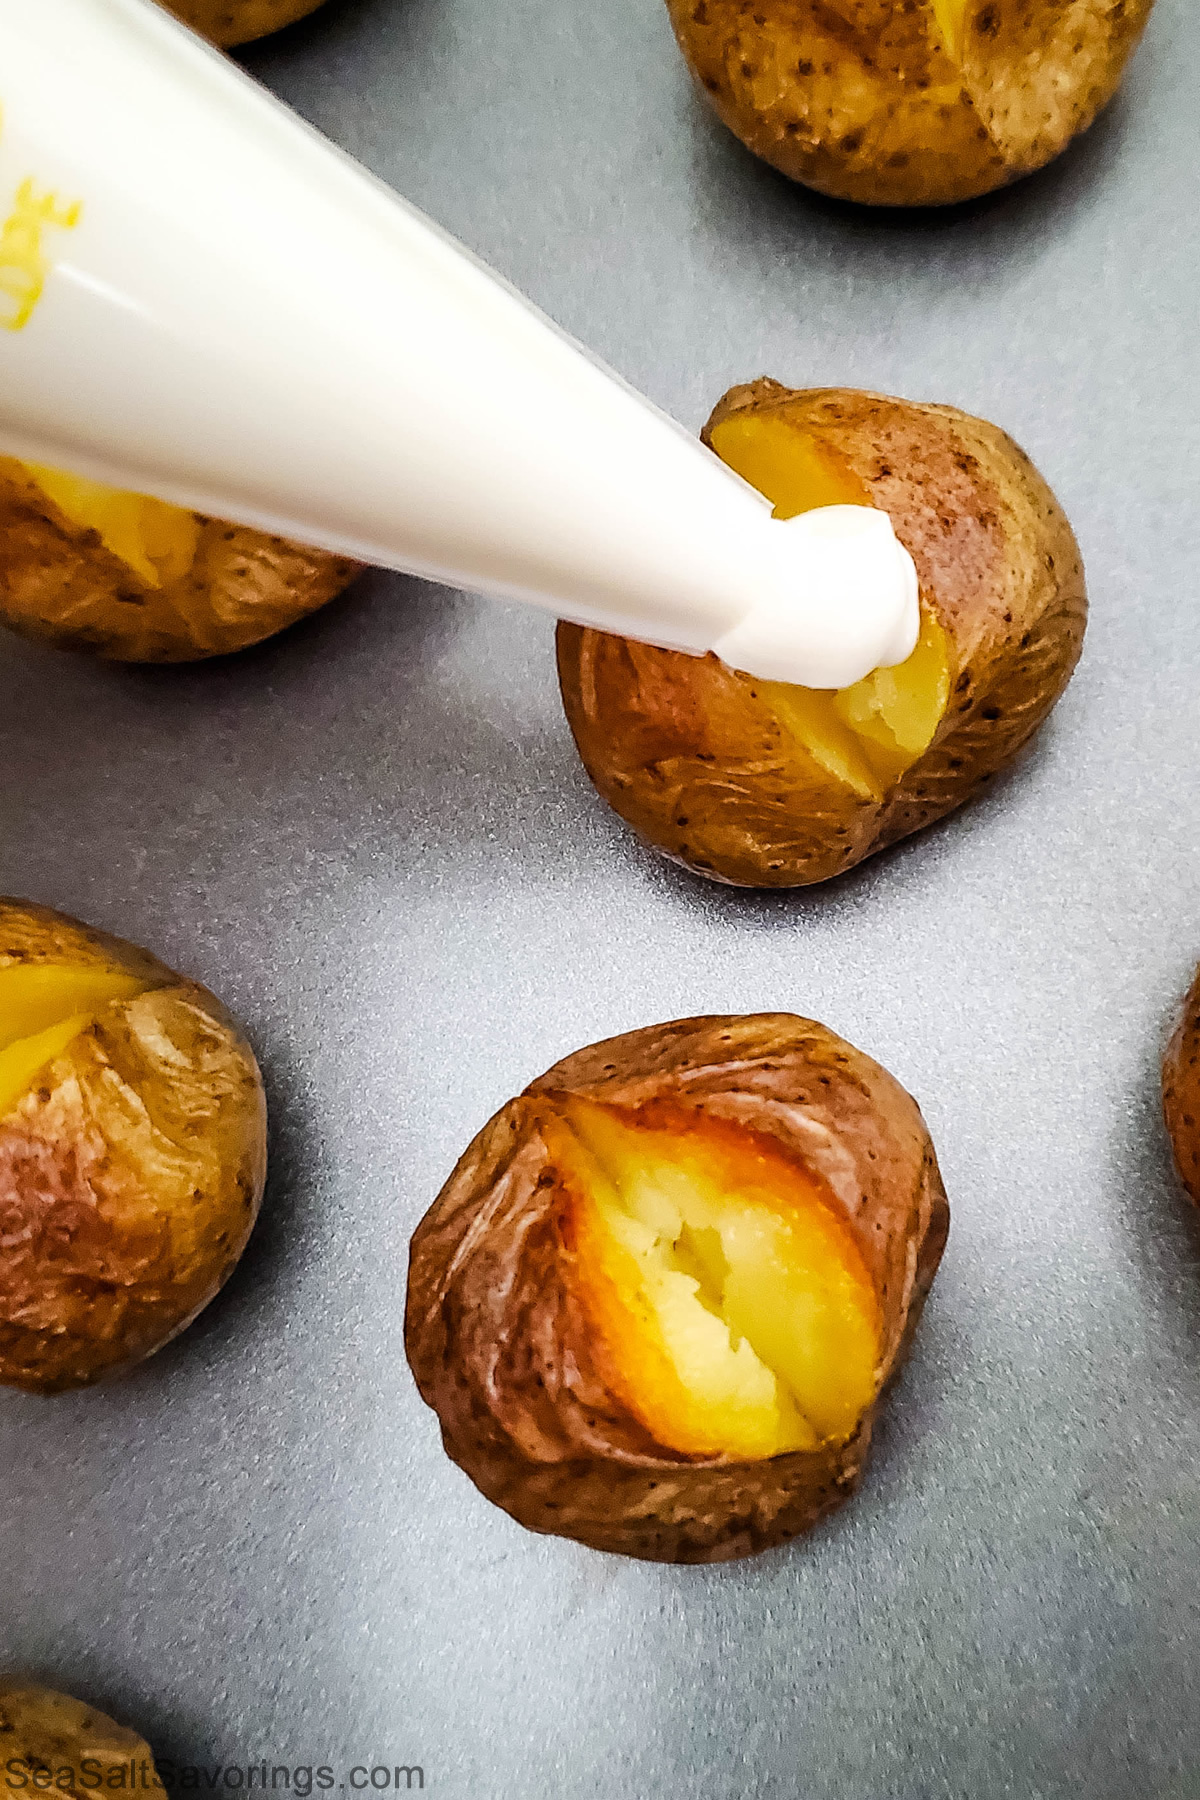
(0, 177, 82, 331)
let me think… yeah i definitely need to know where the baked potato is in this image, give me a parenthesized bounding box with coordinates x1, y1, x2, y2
(406, 1013, 949, 1563)
(0, 1682, 159, 1795)
(558, 380, 1086, 888)
(0, 458, 360, 662)
(666, 0, 1156, 207)
(165, 0, 334, 46)
(1162, 967, 1200, 1209)
(0, 898, 267, 1394)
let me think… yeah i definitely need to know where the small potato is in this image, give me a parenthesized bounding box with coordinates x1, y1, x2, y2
(0, 459, 360, 662)
(558, 380, 1086, 888)
(0, 899, 267, 1394)
(165, 0, 334, 47)
(1162, 969, 1200, 1209)
(406, 1014, 949, 1563)
(666, 0, 1156, 207)
(0, 1683, 159, 1795)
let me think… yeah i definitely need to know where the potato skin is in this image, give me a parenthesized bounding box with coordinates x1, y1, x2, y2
(0, 1683, 158, 1792)
(667, 0, 1155, 207)
(165, 0, 332, 46)
(0, 460, 360, 663)
(405, 1014, 949, 1563)
(1162, 969, 1200, 1208)
(0, 900, 267, 1395)
(558, 381, 1087, 888)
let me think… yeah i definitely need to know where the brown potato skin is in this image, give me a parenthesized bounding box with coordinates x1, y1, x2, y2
(0, 1683, 159, 1793)
(1162, 968, 1200, 1208)
(165, 0, 332, 46)
(0, 460, 361, 662)
(558, 381, 1087, 888)
(667, 0, 1155, 207)
(406, 1014, 949, 1563)
(0, 900, 267, 1395)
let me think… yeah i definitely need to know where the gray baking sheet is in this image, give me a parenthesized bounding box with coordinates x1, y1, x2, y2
(1, 0, 1198, 1794)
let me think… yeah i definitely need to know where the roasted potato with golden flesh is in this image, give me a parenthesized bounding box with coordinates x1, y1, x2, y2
(0, 899, 267, 1394)
(0, 458, 360, 662)
(0, 1682, 159, 1795)
(667, 0, 1155, 207)
(558, 380, 1086, 888)
(165, 0, 333, 46)
(1162, 968, 1200, 1209)
(406, 1014, 949, 1563)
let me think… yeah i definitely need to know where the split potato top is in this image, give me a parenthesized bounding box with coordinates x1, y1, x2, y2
(406, 1014, 949, 1562)
(667, 0, 1156, 206)
(0, 900, 267, 1393)
(0, 458, 360, 662)
(545, 1091, 882, 1460)
(558, 380, 1087, 887)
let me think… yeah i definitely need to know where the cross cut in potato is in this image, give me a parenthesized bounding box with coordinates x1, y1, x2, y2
(0, 963, 149, 1118)
(21, 464, 201, 589)
(665, 0, 1156, 208)
(0, 456, 360, 662)
(709, 408, 951, 802)
(552, 1095, 880, 1459)
(557, 379, 1086, 887)
(0, 899, 267, 1393)
(406, 1013, 950, 1561)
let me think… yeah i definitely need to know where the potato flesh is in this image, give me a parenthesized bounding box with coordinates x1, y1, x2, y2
(713, 412, 867, 517)
(765, 610, 952, 800)
(557, 1096, 879, 1460)
(709, 411, 951, 801)
(21, 463, 201, 588)
(930, 0, 969, 64)
(0, 963, 148, 1116)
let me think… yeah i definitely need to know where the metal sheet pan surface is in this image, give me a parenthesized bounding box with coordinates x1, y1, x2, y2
(1, 0, 1198, 1794)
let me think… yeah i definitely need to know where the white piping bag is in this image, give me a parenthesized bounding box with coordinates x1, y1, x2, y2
(0, 0, 918, 686)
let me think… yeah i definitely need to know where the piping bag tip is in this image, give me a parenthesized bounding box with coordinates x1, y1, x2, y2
(0, 0, 917, 693)
(710, 506, 921, 690)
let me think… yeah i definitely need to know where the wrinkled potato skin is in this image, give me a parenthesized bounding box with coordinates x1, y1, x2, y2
(0, 1683, 158, 1792)
(0, 900, 267, 1395)
(0, 461, 360, 663)
(1162, 968, 1200, 1208)
(558, 382, 1087, 888)
(667, 0, 1155, 207)
(165, 0, 332, 47)
(406, 1014, 949, 1563)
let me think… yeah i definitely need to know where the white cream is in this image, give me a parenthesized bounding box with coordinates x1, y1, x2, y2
(711, 507, 919, 689)
(0, 0, 919, 688)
